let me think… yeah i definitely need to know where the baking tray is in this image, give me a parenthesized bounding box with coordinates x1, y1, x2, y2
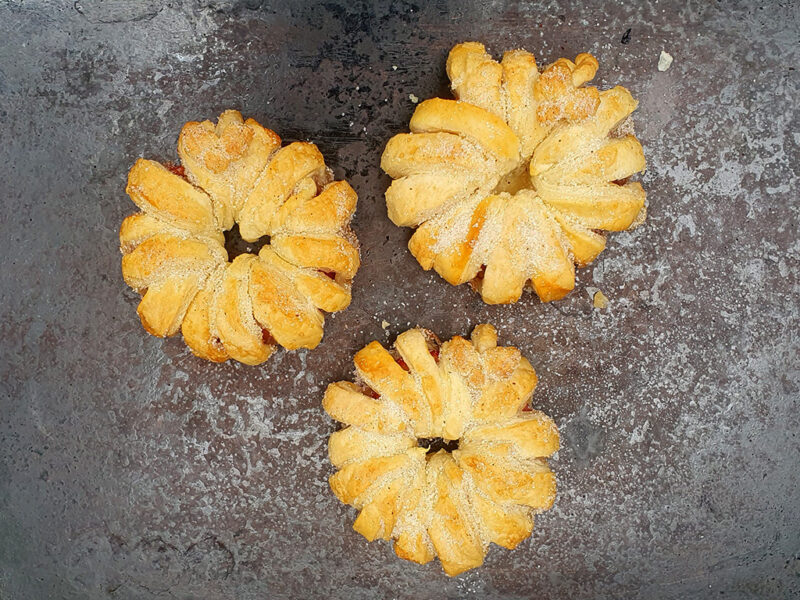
(1, 1, 798, 598)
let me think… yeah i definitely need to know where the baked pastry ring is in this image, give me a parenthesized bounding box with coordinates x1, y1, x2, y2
(381, 42, 647, 303)
(323, 324, 559, 576)
(120, 111, 360, 364)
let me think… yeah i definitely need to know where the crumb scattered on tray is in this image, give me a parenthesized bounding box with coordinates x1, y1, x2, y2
(392, 65, 397, 70)
(408, 93, 419, 103)
(658, 51, 673, 72)
(593, 290, 609, 309)
(381, 320, 390, 330)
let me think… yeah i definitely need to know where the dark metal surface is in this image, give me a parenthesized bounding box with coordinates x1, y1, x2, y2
(1, 1, 798, 598)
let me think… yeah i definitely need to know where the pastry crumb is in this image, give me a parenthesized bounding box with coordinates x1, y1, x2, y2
(381, 320, 390, 330)
(392, 65, 398, 70)
(657, 51, 673, 72)
(408, 93, 419, 103)
(593, 290, 609, 309)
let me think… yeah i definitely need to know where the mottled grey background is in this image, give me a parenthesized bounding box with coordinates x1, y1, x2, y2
(0, 0, 798, 598)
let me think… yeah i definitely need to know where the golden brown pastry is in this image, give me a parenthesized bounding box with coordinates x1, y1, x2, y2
(382, 42, 646, 303)
(120, 111, 360, 364)
(323, 324, 559, 576)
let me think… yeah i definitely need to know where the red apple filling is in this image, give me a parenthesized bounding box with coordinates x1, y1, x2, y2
(261, 328, 276, 346)
(164, 162, 186, 179)
(362, 386, 380, 399)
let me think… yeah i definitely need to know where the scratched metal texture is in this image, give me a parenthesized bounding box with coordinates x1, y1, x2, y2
(0, 1, 798, 598)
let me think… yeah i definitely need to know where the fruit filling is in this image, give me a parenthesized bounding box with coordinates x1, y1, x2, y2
(261, 328, 276, 346)
(164, 162, 186, 179)
(362, 386, 380, 399)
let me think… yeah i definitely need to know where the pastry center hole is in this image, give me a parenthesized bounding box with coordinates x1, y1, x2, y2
(224, 224, 270, 260)
(417, 437, 460, 455)
(492, 163, 532, 195)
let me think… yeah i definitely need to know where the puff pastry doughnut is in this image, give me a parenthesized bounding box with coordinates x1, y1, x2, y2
(382, 42, 647, 303)
(120, 111, 360, 364)
(323, 324, 559, 576)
